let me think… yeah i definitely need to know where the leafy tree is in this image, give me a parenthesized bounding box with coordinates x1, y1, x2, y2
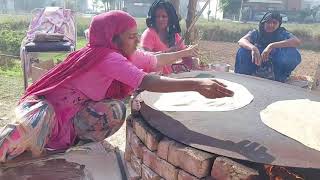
(100, 0, 124, 11)
(311, 5, 320, 22)
(100, 0, 108, 12)
(219, 0, 247, 20)
(65, 0, 76, 9)
(185, 0, 197, 44)
(109, 0, 116, 10)
(219, 0, 241, 13)
(92, 0, 100, 12)
(298, 9, 311, 22)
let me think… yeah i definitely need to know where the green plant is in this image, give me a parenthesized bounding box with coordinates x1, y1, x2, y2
(76, 16, 91, 37)
(0, 58, 22, 77)
(0, 29, 25, 56)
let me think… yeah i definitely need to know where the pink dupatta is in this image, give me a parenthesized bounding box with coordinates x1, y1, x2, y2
(21, 10, 137, 102)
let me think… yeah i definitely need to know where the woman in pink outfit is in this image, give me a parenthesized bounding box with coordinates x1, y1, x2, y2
(0, 11, 233, 162)
(141, 0, 198, 75)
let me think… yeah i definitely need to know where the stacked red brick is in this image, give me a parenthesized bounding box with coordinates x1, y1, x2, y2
(125, 115, 259, 180)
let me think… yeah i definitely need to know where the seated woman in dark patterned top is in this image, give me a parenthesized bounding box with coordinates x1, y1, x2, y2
(235, 11, 302, 82)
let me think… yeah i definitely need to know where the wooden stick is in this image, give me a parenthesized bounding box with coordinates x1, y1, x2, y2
(177, 0, 210, 46)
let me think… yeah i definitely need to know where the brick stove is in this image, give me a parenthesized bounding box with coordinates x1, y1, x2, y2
(125, 115, 260, 180)
(124, 72, 320, 180)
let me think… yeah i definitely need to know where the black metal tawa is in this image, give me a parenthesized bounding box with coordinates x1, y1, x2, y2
(140, 71, 320, 169)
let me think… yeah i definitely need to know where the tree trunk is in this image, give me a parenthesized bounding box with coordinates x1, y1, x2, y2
(110, 0, 116, 10)
(185, 0, 198, 45)
(124, 0, 127, 8)
(169, 0, 180, 19)
(13, 0, 17, 12)
(239, 0, 244, 21)
(23, 0, 27, 11)
(5, 0, 8, 13)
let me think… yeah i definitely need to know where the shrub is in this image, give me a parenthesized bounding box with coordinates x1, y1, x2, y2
(76, 16, 91, 37)
(0, 29, 25, 56)
(0, 15, 30, 56)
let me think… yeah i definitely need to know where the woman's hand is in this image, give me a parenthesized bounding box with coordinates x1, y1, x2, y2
(196, 79, 234, 99)
(251, 47, 262, 66)
(155, 44, 199, 69)
(140, 75, 234, 99)
(261, 45, 273, 62)
(164, 46, 180, 53)
(183, 44, 199, 57)
(132, 78, 233, 112)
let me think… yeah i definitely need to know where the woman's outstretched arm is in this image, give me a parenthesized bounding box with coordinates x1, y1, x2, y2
(154, 45, 198, 69)
(268, 35, 301, 49)
(139, 74, 234, 99)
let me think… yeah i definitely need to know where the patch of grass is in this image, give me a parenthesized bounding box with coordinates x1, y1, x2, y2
(0, 75, 24, 125)
(76, 37, 87, 49)
(0, 58, 22, 77)
(0, 37, 87, 78)
(136, 18, 147, 34)
(0, 14, 31, 23)
(0, 68, 22, 77)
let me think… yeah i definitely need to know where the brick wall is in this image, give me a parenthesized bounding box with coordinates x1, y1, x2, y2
(125, 115, 260, 180)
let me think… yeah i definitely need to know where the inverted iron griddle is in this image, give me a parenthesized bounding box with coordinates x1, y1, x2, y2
(140, 71, 320, 169)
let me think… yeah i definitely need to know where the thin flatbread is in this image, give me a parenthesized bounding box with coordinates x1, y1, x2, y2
(260, 99, 320, 151)
(141, 79, 253, 111)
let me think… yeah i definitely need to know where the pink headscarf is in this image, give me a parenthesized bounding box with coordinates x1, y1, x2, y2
(21, 11, 137, 102)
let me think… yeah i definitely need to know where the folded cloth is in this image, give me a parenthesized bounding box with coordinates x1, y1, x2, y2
(33, 32, 65, 42)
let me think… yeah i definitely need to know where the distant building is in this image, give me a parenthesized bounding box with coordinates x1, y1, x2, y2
(47, 0, 89, 12)
(0, 0, 14, 13)
(244, 0, 304, 11)
(302, 0, 320, 9)
(283, 0, 303, 11)
(244, 0, 284, 11)
(125, 0, 151, 17)
(3, 0, 88, 13)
